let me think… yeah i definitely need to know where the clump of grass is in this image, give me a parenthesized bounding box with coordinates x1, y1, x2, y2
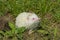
(0, 22, 26, 40)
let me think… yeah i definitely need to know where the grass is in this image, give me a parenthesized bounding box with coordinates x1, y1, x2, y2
(0, 0, 60, 40)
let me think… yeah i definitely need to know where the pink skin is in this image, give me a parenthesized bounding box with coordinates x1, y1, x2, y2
(32, 18, 40, 21)
(27, 17, 40, 23)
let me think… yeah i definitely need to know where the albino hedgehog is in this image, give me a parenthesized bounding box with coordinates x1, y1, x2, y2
(15, 12, 40, 34)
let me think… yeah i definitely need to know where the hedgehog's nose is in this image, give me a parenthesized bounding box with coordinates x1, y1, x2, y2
(35, 18, 40, 21)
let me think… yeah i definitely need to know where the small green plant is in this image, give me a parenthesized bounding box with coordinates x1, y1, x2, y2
(0, 22, 26, 40)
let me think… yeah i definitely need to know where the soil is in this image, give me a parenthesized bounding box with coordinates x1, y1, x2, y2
(0, 13, 15, 31)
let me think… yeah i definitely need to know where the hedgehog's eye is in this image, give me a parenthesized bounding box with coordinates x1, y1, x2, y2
(32, 18, 35, 20)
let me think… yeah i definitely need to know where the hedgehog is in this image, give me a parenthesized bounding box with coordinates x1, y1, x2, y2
(15, 12, 40, 34)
